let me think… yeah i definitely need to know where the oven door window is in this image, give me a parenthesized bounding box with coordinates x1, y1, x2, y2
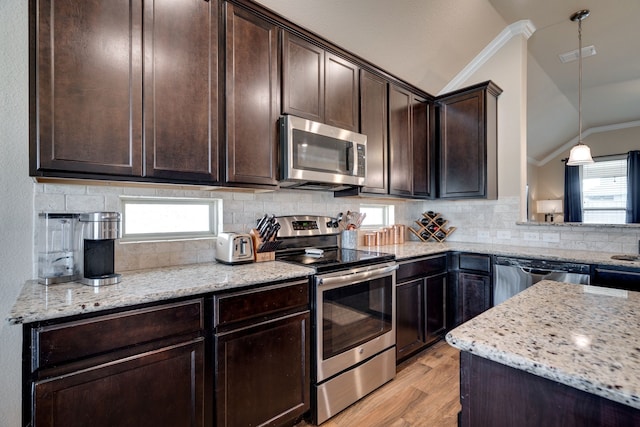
(292, 129, 351, 175)
(321, 275, 392, 360)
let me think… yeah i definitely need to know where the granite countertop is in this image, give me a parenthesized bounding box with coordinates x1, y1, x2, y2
(446, 280, 640, 409)
(7, 261, 315, 325)
(9, 240, 640, 326)
(368, 241, 640, 267)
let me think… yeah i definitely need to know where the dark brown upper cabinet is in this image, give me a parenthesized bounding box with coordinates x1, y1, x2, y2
(31, 0, 219, 183)
(359, 70, 388, 194)
(282, 32, 359, 131)
(437, 81, 502, 199)
(412, 95, 436, 199)
(224, 3, 279, 186)
(31, 0, 144, 177)
(324, 52, 359, 131)
(389, 84, 434, 198)
(143, 0, 219, 182)
(389, 85, 413, 197)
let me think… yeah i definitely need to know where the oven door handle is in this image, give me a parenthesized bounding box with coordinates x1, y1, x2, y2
(316, 263, 398, 288)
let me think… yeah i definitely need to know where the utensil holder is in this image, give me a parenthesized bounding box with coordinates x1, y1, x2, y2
(341, 230, 358, 249)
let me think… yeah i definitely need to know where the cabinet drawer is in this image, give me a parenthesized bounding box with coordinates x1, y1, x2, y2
(33, 299, 203, 370)
(459, 253, 491, 273)
(215, 280, 309, 327)
(397, 255, 447, 283)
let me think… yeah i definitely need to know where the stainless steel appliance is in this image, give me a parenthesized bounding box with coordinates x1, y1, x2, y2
(77, 212, 122, 286)
(279, 115, 367, 191)
(274, 215, 396, 425)
(494, 256, 590, 305)
(215, 232, 254, 264)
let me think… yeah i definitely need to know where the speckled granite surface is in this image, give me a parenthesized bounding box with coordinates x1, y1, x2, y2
(8, 261, 314, 325)
(9, 241, 640, 326)
(368, 241, 640, 267)
(446, 280, 640, 409)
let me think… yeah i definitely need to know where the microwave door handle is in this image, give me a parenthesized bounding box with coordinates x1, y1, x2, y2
(347, 142, 356, 176)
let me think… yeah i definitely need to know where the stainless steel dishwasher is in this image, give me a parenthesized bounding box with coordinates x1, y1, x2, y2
(493, 256, 590, 305)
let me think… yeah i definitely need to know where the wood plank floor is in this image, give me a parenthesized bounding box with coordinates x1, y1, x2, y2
(295, 340, 461, 427)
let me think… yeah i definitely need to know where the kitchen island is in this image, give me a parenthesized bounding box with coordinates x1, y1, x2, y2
(446, 280, 640, 427)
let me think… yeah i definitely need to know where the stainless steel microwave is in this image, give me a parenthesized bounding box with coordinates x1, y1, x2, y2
(279, 115, 367, 191)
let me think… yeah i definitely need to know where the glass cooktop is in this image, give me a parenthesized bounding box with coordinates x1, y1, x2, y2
(276, 248, 395, 273)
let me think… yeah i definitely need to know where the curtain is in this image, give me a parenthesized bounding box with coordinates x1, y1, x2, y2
(564, 162, 582, 222)
(626, 150, 640, 223)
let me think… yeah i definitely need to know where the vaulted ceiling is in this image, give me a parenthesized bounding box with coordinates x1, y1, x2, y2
(255, 0, 640, 166)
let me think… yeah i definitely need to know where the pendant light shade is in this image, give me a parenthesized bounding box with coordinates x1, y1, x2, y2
(567, 143, 593, 166)
(566, 9, 594, 166)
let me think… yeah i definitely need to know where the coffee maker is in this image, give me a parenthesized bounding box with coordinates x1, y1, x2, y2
(38, 213, 79, 284)
(77, 212, 122, 286)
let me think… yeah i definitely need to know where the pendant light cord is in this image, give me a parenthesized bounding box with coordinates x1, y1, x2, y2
(578, 17, 583, 144)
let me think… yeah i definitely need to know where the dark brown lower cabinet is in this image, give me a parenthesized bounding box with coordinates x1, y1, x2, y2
(25, 298, 206, 427)
(214, 280, 311, 427)
(215, 312, 310, 427)
(459, 272, 491, 323)
(396, 256, 447, 362)
(460, 351, 640, 427)
(34, 340, 204, 427)
(448, 253, 493, 327)
(397, 277, 425, 359)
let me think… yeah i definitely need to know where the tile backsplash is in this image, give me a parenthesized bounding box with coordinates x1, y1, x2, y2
(33, 183, 640, 274)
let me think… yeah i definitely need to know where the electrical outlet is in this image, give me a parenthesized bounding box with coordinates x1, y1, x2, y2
(523, 232, 539, 241)
(477, 230, 490, 240)
(497, 230, 511, 240)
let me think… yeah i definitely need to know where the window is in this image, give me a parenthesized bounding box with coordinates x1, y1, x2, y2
(359, 204, 395, 228)
(121, 197, 221, 241)
(582, 156, 627, 224)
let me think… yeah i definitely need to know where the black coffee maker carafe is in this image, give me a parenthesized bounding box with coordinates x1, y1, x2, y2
(77, 212, 122, 286)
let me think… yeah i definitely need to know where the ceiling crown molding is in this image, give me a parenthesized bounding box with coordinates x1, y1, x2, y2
(439, 19, 536, 95)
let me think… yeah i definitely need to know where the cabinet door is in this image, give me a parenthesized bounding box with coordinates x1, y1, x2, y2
(388, 84, 413, 196)
(359, 70, 388, 194)
(439, 89, 485, 198)
(215, 311, 310, 427)
(324, 53, 359, 131)
(33, 0, 143, 176)
(225, 4, 279, 186)
(460, 272, 491, 323)
(34, 340, 204, 427)
(412, 97, 435, 198)
(282, 32, 324, 123)
(425, 272, 447, 342)
(438, 81, 501, 199)
(396, 278, 426, 361)
(143, 0, 218, 182)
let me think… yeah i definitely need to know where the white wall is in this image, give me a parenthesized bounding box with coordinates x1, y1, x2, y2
(462, 35, 528, 203)
(1, 2, 32, 425)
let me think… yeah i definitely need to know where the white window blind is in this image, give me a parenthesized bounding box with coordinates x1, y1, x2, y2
(582, 157, 627, 224)
(120, 197, 221, 241)
(359, 204, 395, 228)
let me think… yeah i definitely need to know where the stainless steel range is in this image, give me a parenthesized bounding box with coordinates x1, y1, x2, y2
(275, 215, 397, 424)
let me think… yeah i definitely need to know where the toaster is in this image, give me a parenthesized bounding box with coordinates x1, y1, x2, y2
(215, 232, 254, 265)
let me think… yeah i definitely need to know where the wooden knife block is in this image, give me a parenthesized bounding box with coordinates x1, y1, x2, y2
(249, 229, 276, 262)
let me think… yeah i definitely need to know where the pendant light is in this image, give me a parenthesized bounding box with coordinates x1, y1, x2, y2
(566, 9, 594, 166)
